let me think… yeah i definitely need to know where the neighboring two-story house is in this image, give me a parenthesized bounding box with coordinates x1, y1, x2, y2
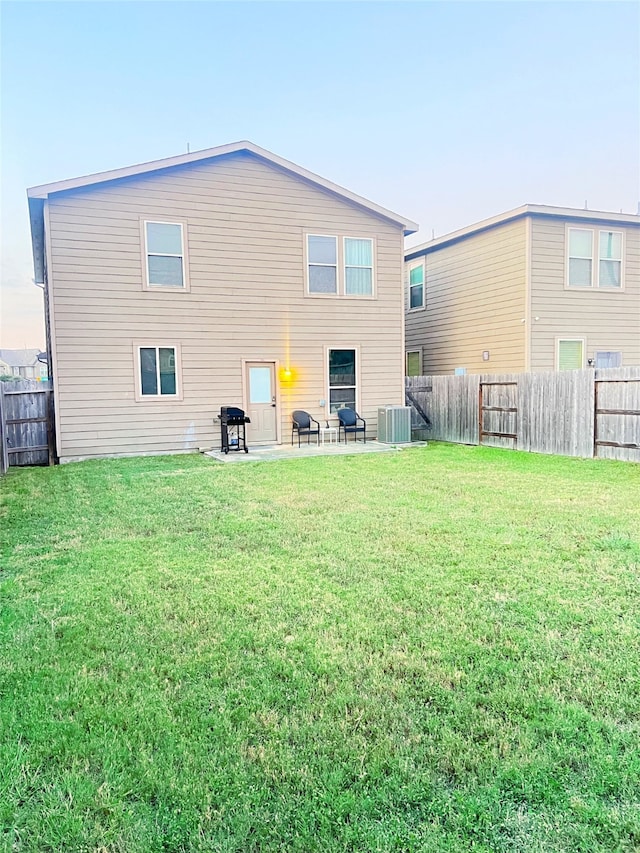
(27, 141, 417, 462)
(404, 205, 640, 376)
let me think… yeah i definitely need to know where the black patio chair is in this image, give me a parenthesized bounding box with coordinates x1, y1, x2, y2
(291, 410, 320, 447)
(337, 408, 366, 443)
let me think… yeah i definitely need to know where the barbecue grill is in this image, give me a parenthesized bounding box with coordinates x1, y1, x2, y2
(217, 406, 251, 454)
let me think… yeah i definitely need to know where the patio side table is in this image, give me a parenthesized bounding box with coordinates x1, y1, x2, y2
(320, 426, 338, 445)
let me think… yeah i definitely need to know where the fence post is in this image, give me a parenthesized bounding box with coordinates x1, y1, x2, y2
(0, 383, 7, 474)
(46, 386, 56, 465)
(593, 374, 599, 459)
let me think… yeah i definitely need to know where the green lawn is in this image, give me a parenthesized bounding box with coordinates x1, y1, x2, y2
(1, 444, 639, 853)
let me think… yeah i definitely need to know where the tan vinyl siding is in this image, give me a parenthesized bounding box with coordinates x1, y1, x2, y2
(46, 152, 405, 460)
(405, 219, 527, 375)
(530, 217, 640, 371)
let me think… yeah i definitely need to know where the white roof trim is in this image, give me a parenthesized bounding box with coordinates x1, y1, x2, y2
(406, 203, 640, 258)
(27, 140, 418, 234)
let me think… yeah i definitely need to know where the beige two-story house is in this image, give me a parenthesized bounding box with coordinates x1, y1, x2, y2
(404, 205, 640, 376)
(27, 141, 417, 462)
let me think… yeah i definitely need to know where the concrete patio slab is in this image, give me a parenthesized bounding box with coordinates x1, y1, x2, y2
(204, 440, 426, 463)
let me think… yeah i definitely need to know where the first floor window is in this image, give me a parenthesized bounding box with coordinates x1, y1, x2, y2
(328, 349, 356, 412)
(408, 261, 424, 309)
(145, 221, 185, 288)
(558, 339, 584, 371)
(406, 351, 421, 376)
(139, 346, 177, 396)
(595, 350, 622, 368)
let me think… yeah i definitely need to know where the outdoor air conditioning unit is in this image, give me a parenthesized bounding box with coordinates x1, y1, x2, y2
(377, 406, 412, 444)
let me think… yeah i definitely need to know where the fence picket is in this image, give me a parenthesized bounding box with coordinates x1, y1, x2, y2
(594, 367, 640, 462)
(0, 380, 54, 469)
(407, 368, 640, 462)
(0, 383, 8, 474)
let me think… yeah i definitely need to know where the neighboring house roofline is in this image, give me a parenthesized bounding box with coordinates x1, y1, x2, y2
(27, 141, 418, 283)
(0, 348, 42, 368)
(405, 203, 640, 260)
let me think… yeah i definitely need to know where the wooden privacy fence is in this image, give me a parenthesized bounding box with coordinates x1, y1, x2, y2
(0, 380, 55, 474)
(406, 366, 640, 463)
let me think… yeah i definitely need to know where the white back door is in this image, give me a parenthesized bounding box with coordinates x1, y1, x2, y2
(245, 362, 277, 443)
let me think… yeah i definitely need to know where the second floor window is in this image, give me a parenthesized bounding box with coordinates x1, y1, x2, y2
(307, 235, 374, 297)
(567, 228, 623, 289)
(599, 231, 622, 288)
(344, 238, 373, 296)
(145, 222, 185, 288)
(308, 235, 338, 293)
(408, 261, 425, 309)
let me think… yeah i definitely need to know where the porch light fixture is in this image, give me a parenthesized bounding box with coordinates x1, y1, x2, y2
(279, 366, 295, 383)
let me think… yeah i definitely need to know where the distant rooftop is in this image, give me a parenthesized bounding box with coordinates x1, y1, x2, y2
(0, 348, 42, 368)
(406, 204, 640, 259)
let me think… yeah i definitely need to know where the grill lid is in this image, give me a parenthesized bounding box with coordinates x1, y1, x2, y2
(218, 406, 251, 423)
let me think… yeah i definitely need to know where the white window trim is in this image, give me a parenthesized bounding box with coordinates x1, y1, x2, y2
(556, 337, 585, 371)
(406, 350, 422, 376)
(306, 234, 338, 296)
(565, 226, 624, 291)
(141, 219, 190, 292)
(343, 236, 375, 298)
(325, 345, 360, 418)
(594, 350, 623, 369)
(133, 342, 183, 401)
(407, 259, 425, 311)
(597, 230, 624, 290)
(305, 233, 376, 299)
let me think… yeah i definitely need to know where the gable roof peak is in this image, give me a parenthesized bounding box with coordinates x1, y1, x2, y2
(27, 140, 418, 234)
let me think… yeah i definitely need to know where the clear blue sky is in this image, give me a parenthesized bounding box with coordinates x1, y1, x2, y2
(1, 0, 638, 348)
